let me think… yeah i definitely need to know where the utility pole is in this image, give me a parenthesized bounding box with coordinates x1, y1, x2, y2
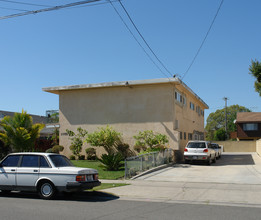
(223, 97, 228, 139)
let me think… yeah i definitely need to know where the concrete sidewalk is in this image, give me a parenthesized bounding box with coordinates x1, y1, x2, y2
(100, 153, 261, 207)
(101, 180, 261, 208)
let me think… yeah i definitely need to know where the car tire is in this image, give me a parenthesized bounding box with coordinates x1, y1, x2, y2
(213, 156, 216, 163)
(207, 157, 212, 165)
(38, 181, 56, 200)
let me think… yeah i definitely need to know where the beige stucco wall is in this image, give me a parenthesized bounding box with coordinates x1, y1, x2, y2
(59, 84, 180, 157)
(174, 84, 206, 151)
(56, 82, 208, 157)
(256, 139, 261, 156)
(215, 141, 256, 152)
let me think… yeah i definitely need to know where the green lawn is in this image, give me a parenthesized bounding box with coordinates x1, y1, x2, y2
(71, 160, 125, 180)
(88, 183, 128, 191)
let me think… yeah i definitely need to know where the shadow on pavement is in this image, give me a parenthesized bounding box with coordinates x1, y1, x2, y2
(178, 154, 255, 167)
(213, 154, 255, 166)
(0, 190, 119, 202)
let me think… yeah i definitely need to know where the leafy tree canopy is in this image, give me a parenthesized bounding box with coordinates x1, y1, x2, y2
(86, 125, 122, 155)
(205, 105, 251, 140)
(249, 59, 261, 96)
(133, 130, 169, 149)
(0, 110, 45, 152)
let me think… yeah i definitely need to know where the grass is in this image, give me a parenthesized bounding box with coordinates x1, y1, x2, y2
(71, 160, 125, 180)
(88, 183, 128, 191)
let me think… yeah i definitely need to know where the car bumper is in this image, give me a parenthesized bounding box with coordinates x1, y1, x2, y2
(66, 180, 101, 192)
(184, 155, 209, 161)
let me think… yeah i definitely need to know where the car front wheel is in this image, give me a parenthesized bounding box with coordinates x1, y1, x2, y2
(38, 181, 56, 200)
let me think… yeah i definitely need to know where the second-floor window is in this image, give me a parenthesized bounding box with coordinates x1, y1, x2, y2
(190, 102, 195, 110)
(175, 91, 186, 106)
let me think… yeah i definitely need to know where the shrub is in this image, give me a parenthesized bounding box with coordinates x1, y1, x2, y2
(69, 155, 76, 160)
(52, 145, 64, 153)
(45, 148, 53, 153)
(86, 125, 122, 155)
(214, 128, 227, 141)
(99, 153, 124, 171)
(78, 155, 85, 160)
(45, 145, 64, 154)
(133, 145, 147, 153)
(85, 147, 97, 160)
(134, 130, 169, 150)
(115, 141, 135, 158)
(66, 127, 88, 158)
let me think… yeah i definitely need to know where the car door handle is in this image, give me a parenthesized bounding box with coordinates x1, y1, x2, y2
(11, 169, 15, 172)
(34, 170, 39, 172)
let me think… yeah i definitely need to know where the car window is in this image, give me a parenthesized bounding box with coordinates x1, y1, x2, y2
(49, 155, 73, 167)
(1, 155, 20, 167)
(186, 142, 206, 148)
(40, 156, 50, 168)
(20, 155, 39, 167)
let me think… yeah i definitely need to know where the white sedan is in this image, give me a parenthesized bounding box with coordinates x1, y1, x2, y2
(0, 152, 101, 199)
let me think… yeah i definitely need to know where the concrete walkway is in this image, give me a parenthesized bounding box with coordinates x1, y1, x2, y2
(101, 153, 261, 207)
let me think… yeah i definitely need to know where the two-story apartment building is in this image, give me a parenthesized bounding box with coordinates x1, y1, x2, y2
(43, 78, 208, 156)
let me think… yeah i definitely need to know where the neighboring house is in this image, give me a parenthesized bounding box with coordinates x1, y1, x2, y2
(0, 110, 57, 139)
(235, 112, 261, 141)
(42, 78, 209, 156)
(0, 110, 57, 152)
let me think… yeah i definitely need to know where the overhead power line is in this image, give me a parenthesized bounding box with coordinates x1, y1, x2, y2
(0, 0, 51, 7)
(182, 0, 224, 80)
(0, 6, 30, 12)
(108, 0, 171, 79)
(108, 0, 172, 78)
(117, 0, 173, 77)
(0, 0, 102, 20)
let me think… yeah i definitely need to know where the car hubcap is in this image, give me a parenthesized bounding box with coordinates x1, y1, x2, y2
(42, 184, 52, 196)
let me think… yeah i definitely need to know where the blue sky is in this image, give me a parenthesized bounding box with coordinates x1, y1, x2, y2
(0, 0, 260, 123)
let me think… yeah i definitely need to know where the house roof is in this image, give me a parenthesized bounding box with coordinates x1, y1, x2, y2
(42, 77, 209, 109)
(0, 110, 48, 124)
(236, 112, 261, 123)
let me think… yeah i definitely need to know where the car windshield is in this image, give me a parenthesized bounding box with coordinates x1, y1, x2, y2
(187, 142, 206, 148)
(49, 155, 73, 167)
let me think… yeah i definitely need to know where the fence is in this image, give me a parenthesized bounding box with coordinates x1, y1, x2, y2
(124, 149, 174, 179)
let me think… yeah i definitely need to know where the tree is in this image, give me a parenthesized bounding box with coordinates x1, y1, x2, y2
(66, 127, 87, 159)
(249, 59, 261, 96)
(213, 128, 226, 141)
(133, 130, 169, 150)
(86, 125, 121, 155)
(205, 105, 251, 140)
(0, 110, 45, 152)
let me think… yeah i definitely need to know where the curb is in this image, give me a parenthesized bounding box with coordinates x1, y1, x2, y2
(130, 162, 175, 180)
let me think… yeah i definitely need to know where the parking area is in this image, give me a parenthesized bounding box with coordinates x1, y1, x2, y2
(137, 152, 261, 185)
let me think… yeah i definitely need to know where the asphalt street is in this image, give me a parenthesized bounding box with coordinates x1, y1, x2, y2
(0, 192, 260, 220)
(0, 152, 261, 219)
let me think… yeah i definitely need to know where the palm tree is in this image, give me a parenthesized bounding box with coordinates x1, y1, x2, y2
(0, 110, 45, 152)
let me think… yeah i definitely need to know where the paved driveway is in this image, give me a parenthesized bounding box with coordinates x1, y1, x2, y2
(137, 152, 261, 185)
(101, 153, 261, 207)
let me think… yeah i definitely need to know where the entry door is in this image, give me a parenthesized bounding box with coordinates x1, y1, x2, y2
(16, 155, 39, 188)
(0, 155, 20, 188)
